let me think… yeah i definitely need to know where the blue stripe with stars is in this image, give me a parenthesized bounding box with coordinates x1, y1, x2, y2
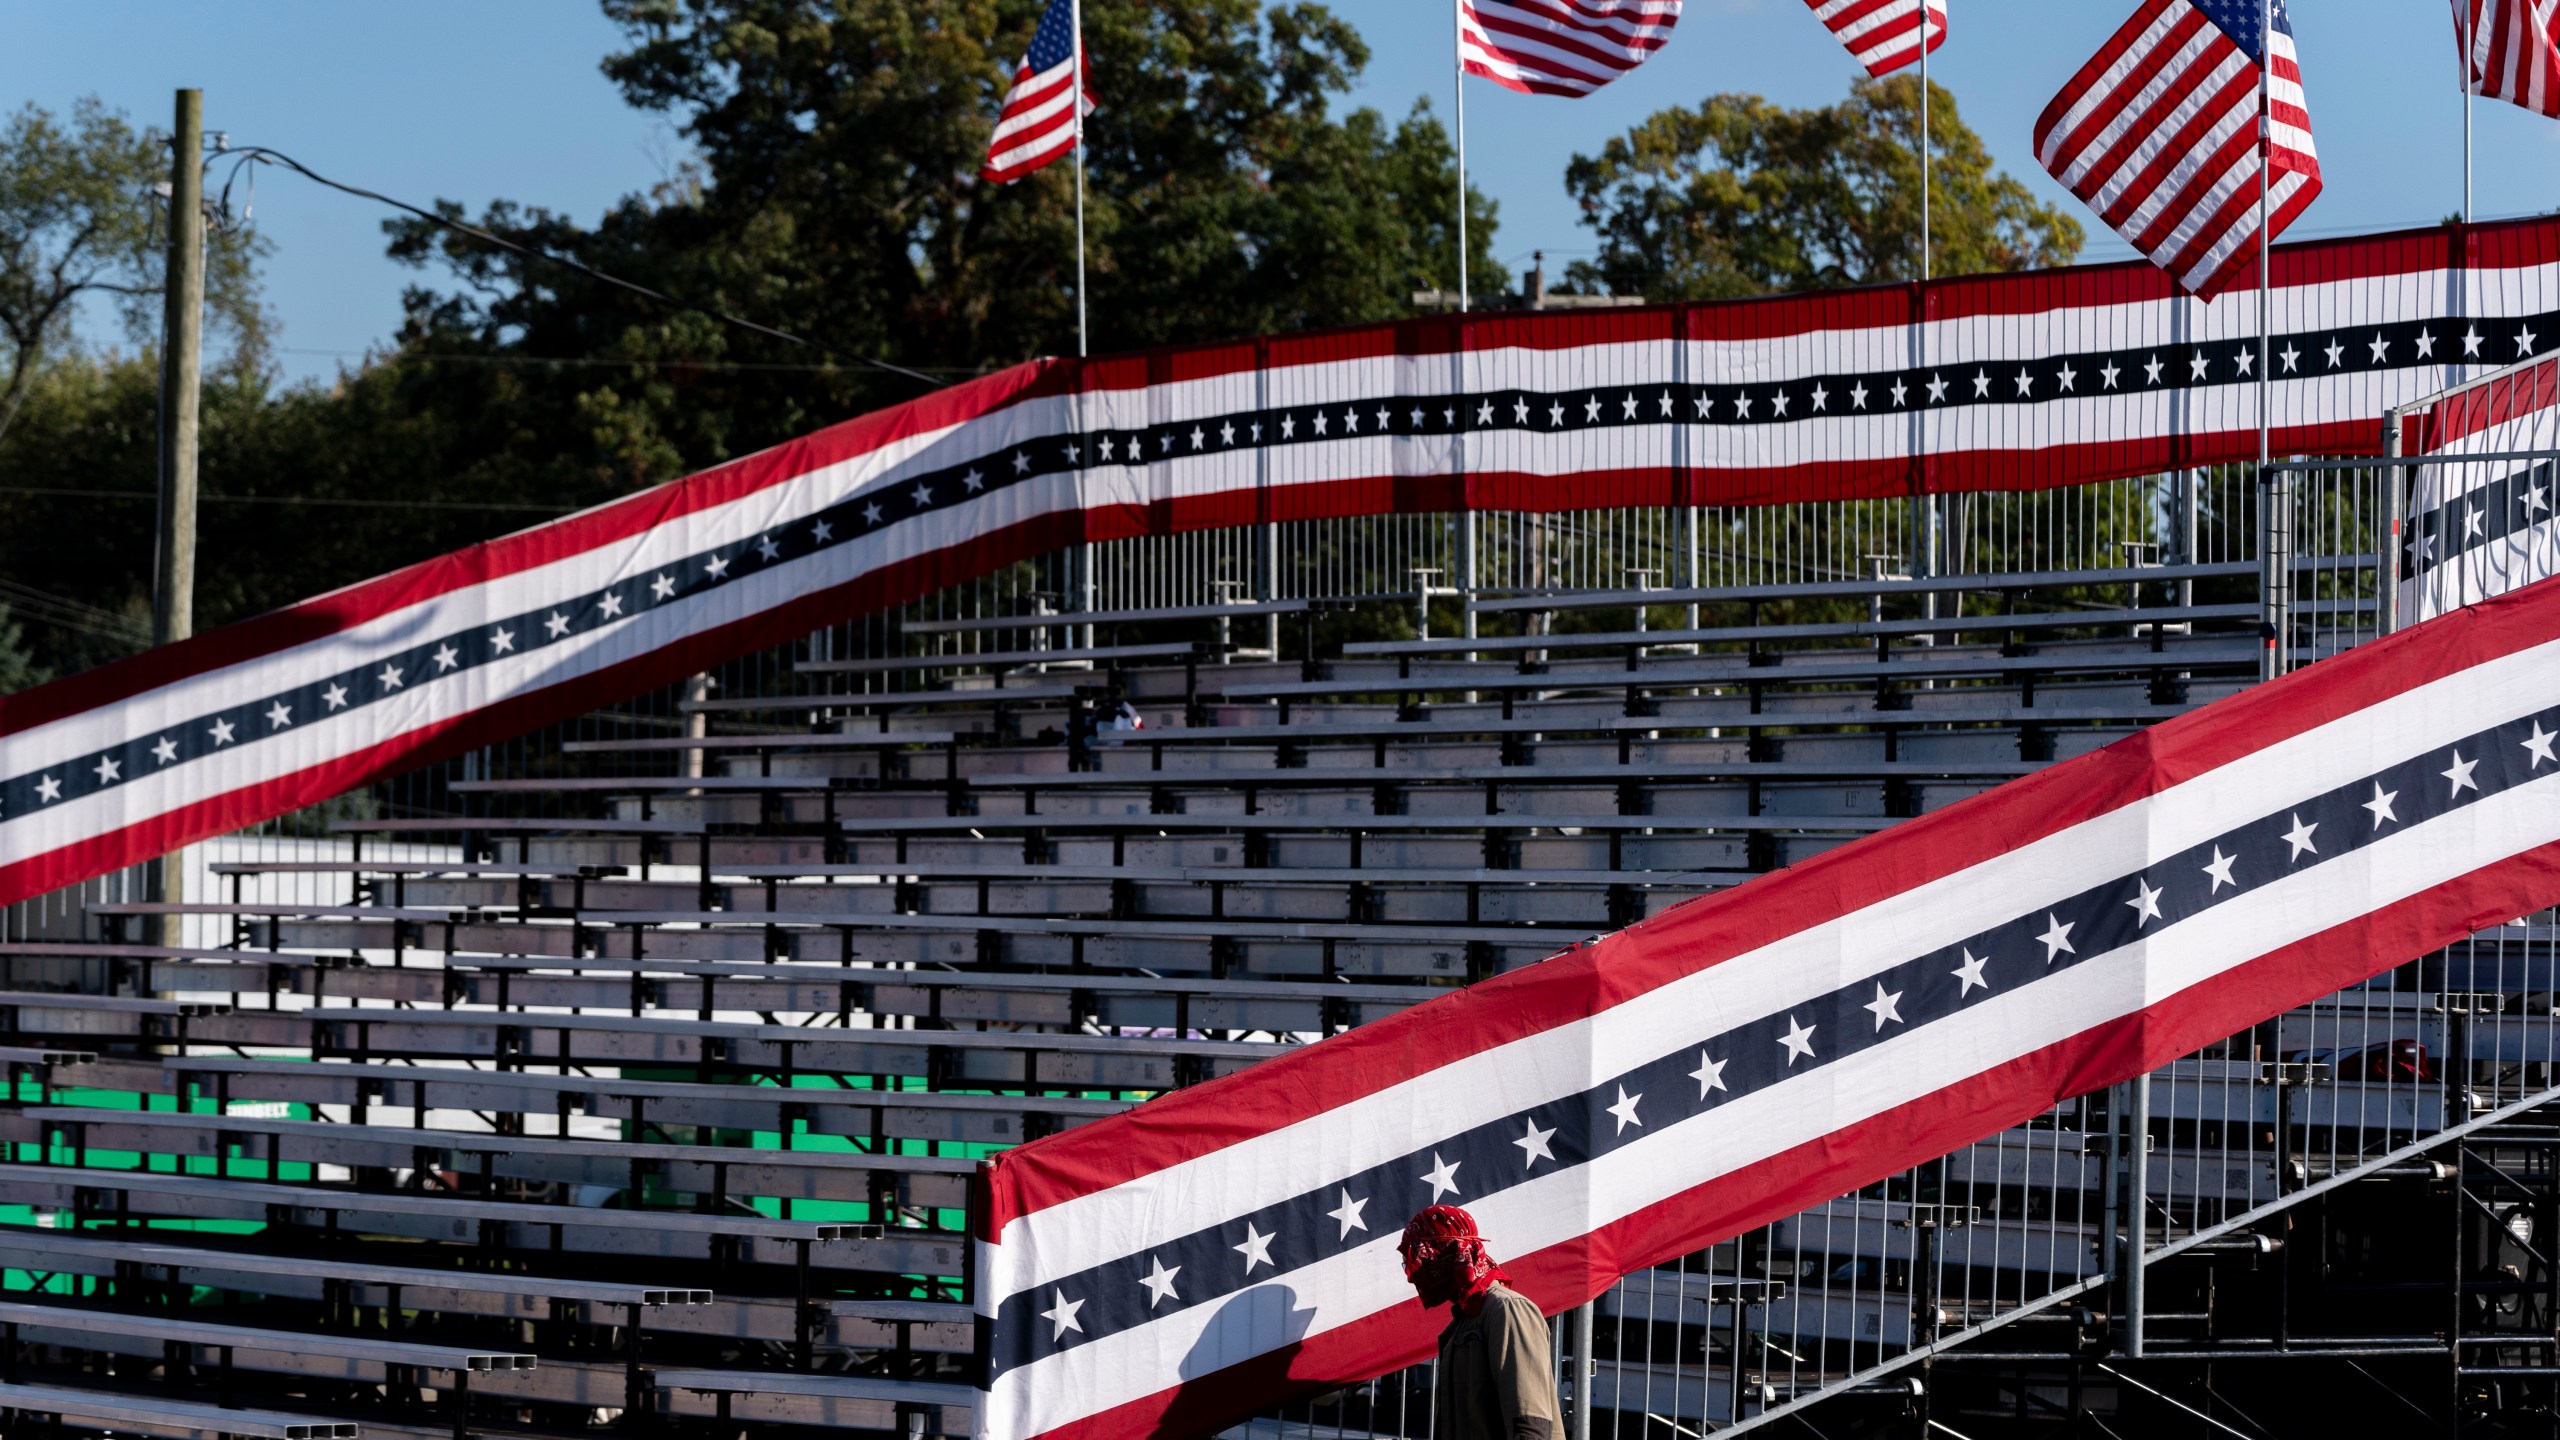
(2404, 455, 2560, 579)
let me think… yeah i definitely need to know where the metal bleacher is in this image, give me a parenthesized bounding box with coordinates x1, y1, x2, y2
(9, 472, 2560, 1437)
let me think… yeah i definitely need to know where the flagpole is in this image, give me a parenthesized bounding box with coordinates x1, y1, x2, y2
(1916, 14, 1937, 617)
(1072, 0, 1089, 359)
(2463, 0, 2475, 223)
(1453, 0, 1470, 312)
(2259, 0, 2277, 677)
(1918, 12, 1930, 286)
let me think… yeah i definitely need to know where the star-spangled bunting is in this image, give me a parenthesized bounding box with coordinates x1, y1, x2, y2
(979, 574, 2560, 1440)
(2398, 348, 2560, 623)
(1, 218, 2554, 904)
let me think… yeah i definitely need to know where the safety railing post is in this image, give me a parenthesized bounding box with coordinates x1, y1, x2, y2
(2122, 1072, 2150, 1359)
(2382, 410, 2406, 636)
(2259, 461, 2295, 679)
(1568, 1300, 1594, 1440)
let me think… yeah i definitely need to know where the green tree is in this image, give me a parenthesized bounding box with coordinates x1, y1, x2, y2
(0, 98, 268, 443)
(1563, 75, 2081, 302)
(0, 602, 48, 693)
(375, 0, 1504, 491)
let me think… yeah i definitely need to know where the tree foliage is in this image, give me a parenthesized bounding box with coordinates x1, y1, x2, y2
(377, 0, 1503, 489)
(1563, 76, 2082, 302)
(0, 99, 267, 444)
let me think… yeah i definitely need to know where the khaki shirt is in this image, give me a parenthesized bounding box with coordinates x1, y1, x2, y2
(1433, 1284, 1561, 1440)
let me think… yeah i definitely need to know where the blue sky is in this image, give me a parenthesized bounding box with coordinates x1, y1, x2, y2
(0, 0, 2551, 387)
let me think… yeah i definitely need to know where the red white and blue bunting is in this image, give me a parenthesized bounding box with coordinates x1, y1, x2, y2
(2397, 347, 2560, 624)
(1, 219, 2555, 906)
(978, 572, 2560, 1440)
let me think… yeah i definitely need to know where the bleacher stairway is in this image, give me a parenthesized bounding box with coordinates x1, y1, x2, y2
(5, 556, 2560, 1439)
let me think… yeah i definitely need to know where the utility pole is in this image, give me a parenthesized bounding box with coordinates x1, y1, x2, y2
(155, 88, 204, 652)
(151, 87, 205, 945)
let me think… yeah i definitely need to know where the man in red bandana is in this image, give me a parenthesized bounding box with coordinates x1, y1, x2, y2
(1399, 1205, 1561, 1440)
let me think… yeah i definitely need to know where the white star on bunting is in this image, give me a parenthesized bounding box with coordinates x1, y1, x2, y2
(2524, 721, 2558, 769)
(1420, 1151, 1462, 1200)
(1137, 1257, 1180, 1309)
(2038, 914, 2076, 962)
(1233, 1222, 1276, 1273)
(2201, 847, 2238, 893)
(1041, 1290, 1085, 1341)
(1326, 1188, 1370, 1239)
(1606, 1085, 1644, 1133)
(1863, 982, 1904, 1030)
(1952, 948, 1989, 994)
(1778, 1016, 1817, 1064)
(1514, 1118, 1556, 1167)
(2126, 877, 2164, 926)
(2363, 782, 2400, 829)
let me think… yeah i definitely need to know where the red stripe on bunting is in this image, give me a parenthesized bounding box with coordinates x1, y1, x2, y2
(2402, 356, 2560, 454)
(976, 575, 2560, 1238)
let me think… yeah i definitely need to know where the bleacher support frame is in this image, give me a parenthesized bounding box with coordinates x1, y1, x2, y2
(10, 456, 2560, 1437)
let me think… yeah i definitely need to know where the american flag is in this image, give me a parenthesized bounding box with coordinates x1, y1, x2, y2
(1803, 0, 1947, 78)
(2033, 0, 2323, 300)
(2457, 0, 2560, 118)
(981, 0, 1090, 185)
(980, 571, 2560, 1440)
(1459, 0, 1682, 97)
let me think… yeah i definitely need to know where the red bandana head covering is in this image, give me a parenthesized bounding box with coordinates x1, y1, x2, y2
(1399, 1205, 1512, 1315)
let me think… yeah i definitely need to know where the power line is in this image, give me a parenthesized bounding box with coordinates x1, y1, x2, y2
(0, 578, 151, 645)
(221, 145, 944, 390)
(0, 484, 573, 514)
(274, 347, 985, 377)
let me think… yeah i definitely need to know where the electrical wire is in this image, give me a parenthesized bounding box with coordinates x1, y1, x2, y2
(274, 347, 984, 377)
(0, 578, 152, 645)
(0, 484, 573, 514)
(217, 145, 943, 390)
